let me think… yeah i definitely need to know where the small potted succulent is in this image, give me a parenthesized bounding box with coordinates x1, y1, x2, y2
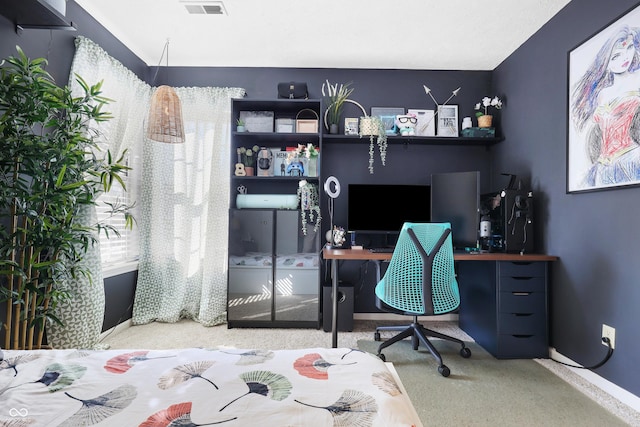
(236, 118, 246, 132)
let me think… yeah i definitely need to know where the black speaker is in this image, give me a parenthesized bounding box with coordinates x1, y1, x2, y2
(480, 189, 534, 253)
(323, 286, 354, 332)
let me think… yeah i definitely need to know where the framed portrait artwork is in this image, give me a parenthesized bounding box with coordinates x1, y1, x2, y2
(567, 4, 640, 193)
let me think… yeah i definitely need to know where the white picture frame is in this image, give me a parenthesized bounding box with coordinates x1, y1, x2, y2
(437, 105, 458, 137)
(408, 109, 435, 136)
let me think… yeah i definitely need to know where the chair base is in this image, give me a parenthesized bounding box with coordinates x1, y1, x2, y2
(374, 316, 471, 377)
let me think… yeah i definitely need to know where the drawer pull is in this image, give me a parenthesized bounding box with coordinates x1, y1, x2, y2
(511, 276, 534, 280)
(512, 292, 531, 296)
(513, 313, 533, 317)
(512, 334, 533, 338)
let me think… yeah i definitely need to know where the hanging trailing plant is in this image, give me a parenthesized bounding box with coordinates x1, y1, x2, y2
(296, 180, 321, 235)
(359, 116, 388, 174)
(0, 46, 134, 350)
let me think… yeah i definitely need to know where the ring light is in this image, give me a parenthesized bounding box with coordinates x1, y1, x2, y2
(324, 176, 341, 199)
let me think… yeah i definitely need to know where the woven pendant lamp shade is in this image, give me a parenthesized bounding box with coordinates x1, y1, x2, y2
(147, 85, 185, 143)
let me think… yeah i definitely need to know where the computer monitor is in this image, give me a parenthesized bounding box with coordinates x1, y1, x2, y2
(347, 184, 431, 235)
(430, 171, 480, 251)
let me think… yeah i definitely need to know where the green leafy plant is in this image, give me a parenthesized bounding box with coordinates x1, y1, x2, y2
(236, 118, 245, 126)
(322, 80, 354, 127)
(297, 180, 321, 235)
(0, 46, 134, 350)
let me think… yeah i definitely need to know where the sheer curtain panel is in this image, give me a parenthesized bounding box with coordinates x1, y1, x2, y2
(47, 37, 149, 348)
(133, 86, 245, 326)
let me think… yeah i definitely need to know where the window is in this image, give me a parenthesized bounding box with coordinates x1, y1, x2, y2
(96, 152, 140, 269)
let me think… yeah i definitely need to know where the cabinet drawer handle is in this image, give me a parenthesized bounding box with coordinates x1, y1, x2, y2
(511, 276, 534, 280)
(512, 292, 531, 296)
(513, 313, 533, 317)
(512, 334, 533, 338)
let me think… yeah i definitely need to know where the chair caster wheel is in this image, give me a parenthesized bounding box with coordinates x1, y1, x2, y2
(377, 353, 386, 362)
(374, 332, 381, 341)
(438, 365, 450, 377)
(460, 347, 471, 358)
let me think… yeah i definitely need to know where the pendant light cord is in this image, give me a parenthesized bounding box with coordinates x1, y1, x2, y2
(150, 39, 170, 85)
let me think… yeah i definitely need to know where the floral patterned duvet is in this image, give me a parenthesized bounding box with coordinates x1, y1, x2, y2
(0, 347, 421, 426)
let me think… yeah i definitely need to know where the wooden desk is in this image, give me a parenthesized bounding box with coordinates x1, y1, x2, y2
(322, 247, 558, 350)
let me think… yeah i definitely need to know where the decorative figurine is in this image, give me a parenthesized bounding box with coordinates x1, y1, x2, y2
(394, 113, 418, 136)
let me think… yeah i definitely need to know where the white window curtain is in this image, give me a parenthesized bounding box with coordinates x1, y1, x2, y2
(49, 36, 245, 348)
(133, 86, 245, 326)
(47, 36, 149, 348)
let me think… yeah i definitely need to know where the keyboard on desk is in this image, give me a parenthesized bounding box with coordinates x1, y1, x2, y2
(368, 247, 395, 253)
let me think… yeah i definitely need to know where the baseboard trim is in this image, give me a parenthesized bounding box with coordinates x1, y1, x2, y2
(549, 347, 640, 412)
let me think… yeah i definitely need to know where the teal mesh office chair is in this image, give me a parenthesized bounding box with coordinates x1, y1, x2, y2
(374, 222, 471, 377)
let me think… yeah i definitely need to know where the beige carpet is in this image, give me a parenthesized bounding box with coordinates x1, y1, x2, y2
(101, 319, 639, 426)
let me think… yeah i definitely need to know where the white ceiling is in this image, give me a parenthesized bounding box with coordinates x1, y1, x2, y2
(74, 0, 571, 70)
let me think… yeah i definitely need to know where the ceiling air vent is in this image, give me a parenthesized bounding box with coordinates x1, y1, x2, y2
(182, 1, 227, 15)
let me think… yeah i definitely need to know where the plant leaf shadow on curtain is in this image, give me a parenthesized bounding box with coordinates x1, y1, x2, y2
(133, 86, 245, 327)
(47, 36, 150, 349)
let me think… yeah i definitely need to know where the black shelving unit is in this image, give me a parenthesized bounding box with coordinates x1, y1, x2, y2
(227, 98, 322, 329)
(0, 0, 76, 33)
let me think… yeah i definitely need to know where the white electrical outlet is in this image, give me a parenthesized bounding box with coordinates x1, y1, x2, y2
(602, 324, 616, 349)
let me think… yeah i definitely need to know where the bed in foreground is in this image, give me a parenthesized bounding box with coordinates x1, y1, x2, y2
(0, 346, 422, 426)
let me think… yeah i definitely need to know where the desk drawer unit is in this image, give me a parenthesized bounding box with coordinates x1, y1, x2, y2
(458, 260, 549, 359)
(497, 261, 548, 358)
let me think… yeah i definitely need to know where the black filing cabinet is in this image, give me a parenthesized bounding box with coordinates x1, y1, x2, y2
(458, 261, 549, 358)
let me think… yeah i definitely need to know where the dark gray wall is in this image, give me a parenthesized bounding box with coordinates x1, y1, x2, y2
(0, 2, 147, 87)
(493, 0, 640, 397)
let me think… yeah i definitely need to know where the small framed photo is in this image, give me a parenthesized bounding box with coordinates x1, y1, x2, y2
(344, 117, 359, 135)
(371, 107, 405, 135)
(437, 105, 458, 137)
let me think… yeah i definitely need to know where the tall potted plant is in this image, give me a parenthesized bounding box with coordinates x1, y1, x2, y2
(0, 47, 133, 350)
